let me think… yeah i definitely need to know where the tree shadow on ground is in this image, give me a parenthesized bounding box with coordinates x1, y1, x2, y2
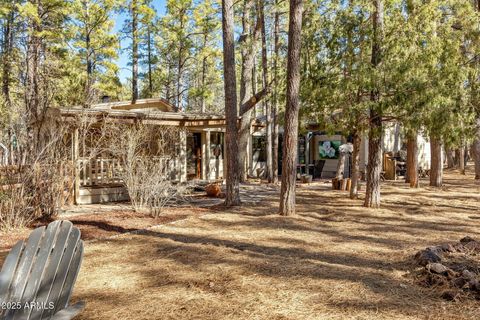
(73, 228, 440, 319)
(71, 172, 480, 319)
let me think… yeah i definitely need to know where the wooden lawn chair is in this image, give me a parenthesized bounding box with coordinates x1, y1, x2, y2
(0, 220, 85, 320)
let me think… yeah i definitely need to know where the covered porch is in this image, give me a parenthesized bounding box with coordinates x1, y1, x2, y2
(57, 99, 265, 204)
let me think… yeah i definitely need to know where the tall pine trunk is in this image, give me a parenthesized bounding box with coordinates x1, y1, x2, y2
(350, 133, 361, 199)
(222, 0, 241, 206)
(279, 0, 304, 216)
(335, 152, 346, 179)
(200, 33, 208, 113)
(131, 0, 139, 103)
(2, 10, 13, 107)
(473, 120, 480, 179)
(176, 37, 184, 111)
(445, 147, 455, 168)
(272, 0, 280, 183)
(364, 118, 382, 208)
(430, 135, 443, 187)
(147, 26, 153, 98)
(472, 140, 480, 179)
(364, 0, 383, 208)
(238, 0, 256, 182)
(83, 0, 93, 106)
(458, 144, 465, 174)
(259, 1, 273, 183)
(405, 133, 418, 188)
(26, 0, 42, 153)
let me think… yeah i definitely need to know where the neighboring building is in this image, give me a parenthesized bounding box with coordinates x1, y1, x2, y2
(298, 122, 432, 179)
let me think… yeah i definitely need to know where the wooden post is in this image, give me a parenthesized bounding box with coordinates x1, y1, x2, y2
(201, 131, 207, 180)
(206, 130, 211, 180)
(305, 134, 310, 167)
(100, 157, 104, 184)
(88, 158, 93, 186)
(93, 158, 98, 185)
(247, 129, 253, 177)
(179, 130, 187, 182)
(72, 128, 80, 205)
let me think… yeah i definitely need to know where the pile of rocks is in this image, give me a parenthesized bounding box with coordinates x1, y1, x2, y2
(413, 236, 480, 301)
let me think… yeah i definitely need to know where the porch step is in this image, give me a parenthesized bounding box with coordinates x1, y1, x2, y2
(77, 186, 129, 204)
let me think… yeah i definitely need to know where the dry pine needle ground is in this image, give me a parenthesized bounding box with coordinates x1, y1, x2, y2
(6, 168, 480, 319)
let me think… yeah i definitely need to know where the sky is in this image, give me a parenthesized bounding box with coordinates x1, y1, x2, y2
(113, 0, 167, 83)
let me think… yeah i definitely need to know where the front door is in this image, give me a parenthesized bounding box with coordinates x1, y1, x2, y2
(187, 132, 202, 179)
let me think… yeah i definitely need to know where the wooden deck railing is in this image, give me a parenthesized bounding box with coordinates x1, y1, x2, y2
(77, 157, 178, 187)
(77, 158, 123, 186)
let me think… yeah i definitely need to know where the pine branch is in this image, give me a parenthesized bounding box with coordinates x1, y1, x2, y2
(240, 81, 273, 115)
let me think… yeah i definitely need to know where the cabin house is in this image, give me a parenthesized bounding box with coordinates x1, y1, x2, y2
(54, 98, 266, 204)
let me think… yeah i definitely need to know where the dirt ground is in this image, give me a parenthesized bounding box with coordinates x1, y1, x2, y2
(0, 199, 213, 252)
(3, 168, 480, 319)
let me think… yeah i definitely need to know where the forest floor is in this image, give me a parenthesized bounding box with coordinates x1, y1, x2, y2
(3, 167, 480, 319)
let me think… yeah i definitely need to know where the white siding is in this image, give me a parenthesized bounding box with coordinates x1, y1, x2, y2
(361, 124, 431, 170)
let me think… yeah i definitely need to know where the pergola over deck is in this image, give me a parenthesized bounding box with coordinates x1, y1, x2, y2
(60, 108, 231, 129)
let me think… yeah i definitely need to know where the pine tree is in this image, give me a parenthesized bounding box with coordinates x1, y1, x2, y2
(21, 0, 71, 152)
(222, 0, 241, 206)
(279, 0, 304, 216)
(159, 0, 194, 111)
(191, 0, 221, 113)
(72, 0, 120, 105)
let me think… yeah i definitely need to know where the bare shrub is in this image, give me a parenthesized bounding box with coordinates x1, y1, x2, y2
(0, 168, 34, 230)
(0, 114, 71, 230)
(103, 122, 187, 217)
(0, 163, 68, 230)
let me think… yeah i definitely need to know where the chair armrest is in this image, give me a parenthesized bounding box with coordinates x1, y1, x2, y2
(51, 301, 86, 320)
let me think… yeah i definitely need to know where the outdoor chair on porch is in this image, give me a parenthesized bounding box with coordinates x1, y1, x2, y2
(0, 220, 85, 320)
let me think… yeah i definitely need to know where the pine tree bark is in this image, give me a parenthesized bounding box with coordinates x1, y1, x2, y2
(147, 26, 153, 98)
(405, 133, 418, 188)
(131, 0, 139, 103)
(429, 135, 443, 187)
(259, 0, 273, 183)
(350, 133, 361, 199)
(472, 138, 480, 179)
(222, 0, 241, 206)
(364, 118, 382, 208)
(335, 152, 346, 179)
(279, 0, 304, 216)
(445, 147, 455, 168)
(458, 144, 465, 174)
(272, 0, 280, 184)
(200, 33, 208, 113)
(82, 0, 93, 106)
(2, 9, 14, 107)
(454, 148, 460, 167)
(175, 10, 186, 111)
(26, 0, 42, 153)
(364, 0, 383, 208)
(238, 0, 257, 182)
(470, 2, 480, 178)
(473, 118, 480, 179)
(165, 63, 172, 102)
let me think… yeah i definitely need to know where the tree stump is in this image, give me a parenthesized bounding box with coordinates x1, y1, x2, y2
(332, 178, 338, 190)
